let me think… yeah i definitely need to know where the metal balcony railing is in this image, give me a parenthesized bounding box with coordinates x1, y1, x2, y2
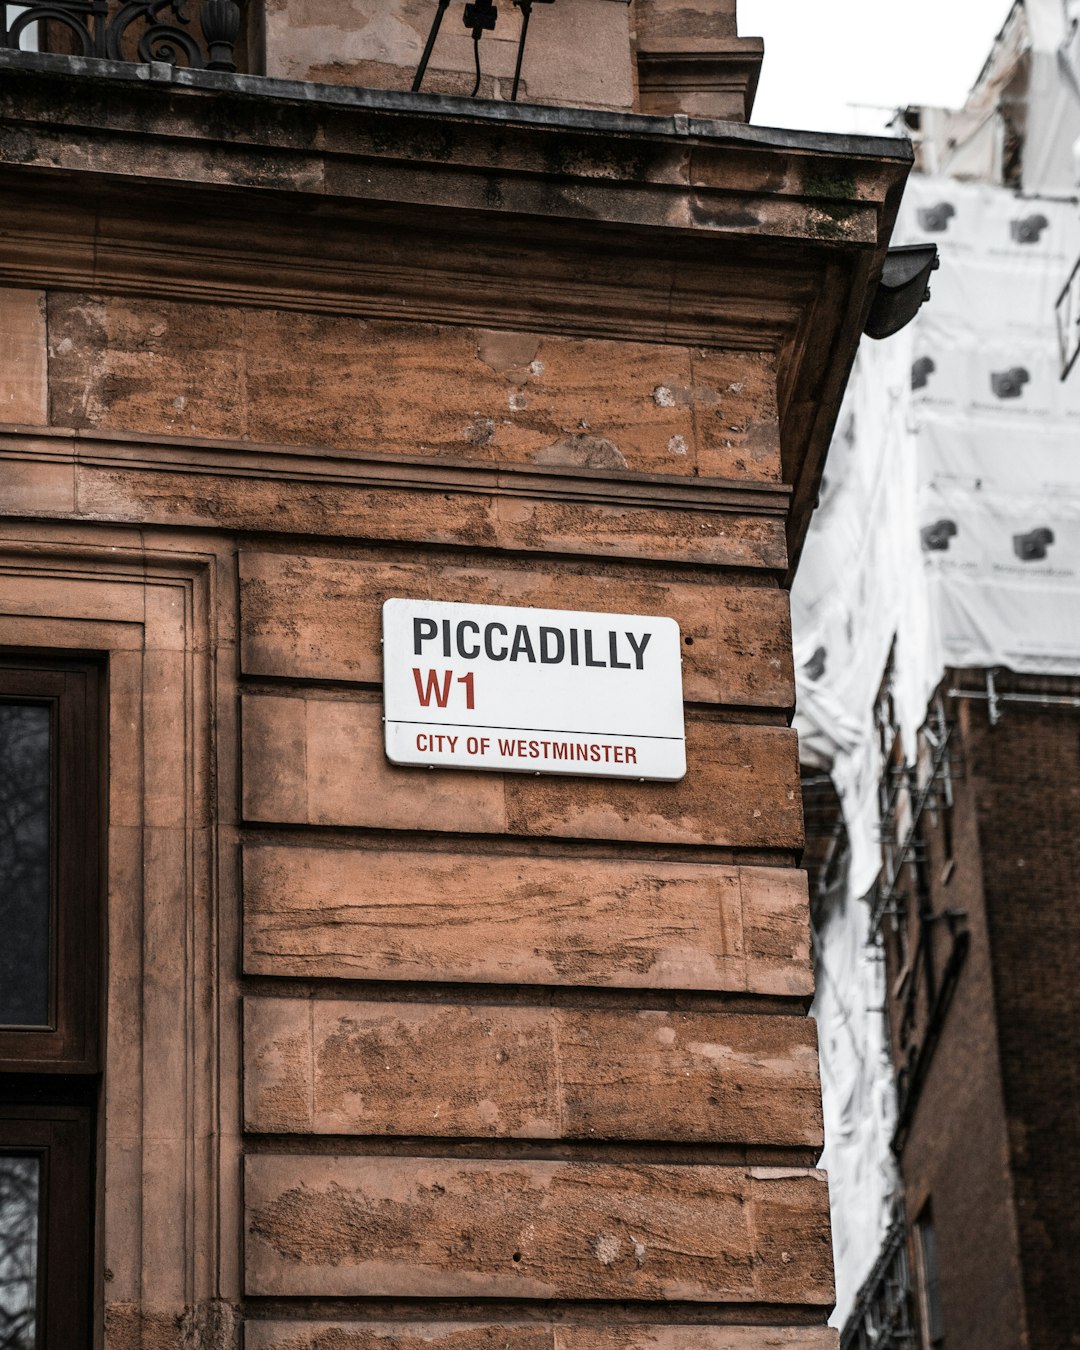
(840, 1220, 919, 1350)
(1, 1, 242, 71)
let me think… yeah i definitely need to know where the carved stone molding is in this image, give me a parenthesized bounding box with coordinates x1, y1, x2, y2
(0, 424, 792, 571)
(0, 51, 911, 565)
(0, 533, 230, 1338)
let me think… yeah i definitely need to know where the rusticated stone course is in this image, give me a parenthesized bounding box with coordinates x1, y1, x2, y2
(246, 1325, 839, 1349)
(237, 551, 795, 709)
(241, 845, 813, 995)
(240, 692, 804, 848)
(47, 297, 780, 483)
(244, 1156, 832, 1302)
(243, 997, 824, 1143)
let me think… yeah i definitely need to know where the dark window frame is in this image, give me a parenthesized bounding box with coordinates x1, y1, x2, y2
(0, 660, 101, 1074)
(0, 1106, 95, 1349)
(0, 654, 103, 1350)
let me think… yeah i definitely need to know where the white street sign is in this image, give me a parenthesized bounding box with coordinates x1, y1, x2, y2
(382, 598, 686, 781)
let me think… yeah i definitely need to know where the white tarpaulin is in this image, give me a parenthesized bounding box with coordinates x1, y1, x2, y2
(794, 171, 1080, 1324)
(797, 173, 1080, 896)
(907, 177, 1080, 678)
(811, 872, 900, 1325)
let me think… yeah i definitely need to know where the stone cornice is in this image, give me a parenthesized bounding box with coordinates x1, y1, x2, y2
(0, 51, 912, 569)
(0, 48, 909, 161)
(0, 424, 792, 571)
(0, 52, 906, 249)
(0, 423, 790, 515)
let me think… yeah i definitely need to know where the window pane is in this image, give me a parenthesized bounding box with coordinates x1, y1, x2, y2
(0, 1154, 40, 1350)
(0, 705, 51, 1027)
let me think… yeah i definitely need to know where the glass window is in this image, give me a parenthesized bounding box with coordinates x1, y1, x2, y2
(0, 664, 98, 1074)
(0, 1154, 40, 1350)
(0, 657, 101, 1349)
(0, 704, 51, 1028)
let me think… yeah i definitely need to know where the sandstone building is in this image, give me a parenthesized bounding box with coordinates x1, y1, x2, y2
(0, 2, 910, 1345)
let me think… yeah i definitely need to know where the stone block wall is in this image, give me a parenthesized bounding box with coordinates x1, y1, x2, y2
(262, 0, 636, 108)
(0, 276, 833, 1345)
(0, 50, 908, 1344)
(257, 0, 762, 119)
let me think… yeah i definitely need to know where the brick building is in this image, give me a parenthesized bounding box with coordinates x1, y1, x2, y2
(873, 670, 1080, 1349)
(0, 2, 913, 1346)
(819, 666, 1080, 1349)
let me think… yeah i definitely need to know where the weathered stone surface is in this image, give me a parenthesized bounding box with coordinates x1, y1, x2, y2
(556, 1333, 837, 1350)
(237, 551, 794, 709)
(244, 997, 823, 1144)
(244, 998, 558, 1140)
(556, 1008, 821, 1144)
(634, 0, 739, 46)
(0, 456, 76, 516)
(245, 1324, 839, 1350)
(245, 1327, 550, 1350)
(67, 464, 786, 570)
(105, 1299, 239, 1350)
(244, 1156, 833, 1302)
(240, 693, 803, 848)
(499, 717, 801, 847)
(263, 0, 634, 111)
(46, 296, 780, 482)
(0, 288, 47, 424)
(0, 28, 915, 1332)
(242, 844, 812, 996)
(105, 1302, 185, 1350)
(741, 867, 816, 991)
(494, 496, 786, 570)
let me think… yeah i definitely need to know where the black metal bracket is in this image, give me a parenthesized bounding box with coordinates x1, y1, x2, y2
(510, 0, 555, 102)
(412, 0, 556, 102)
(411, 0, 452, 92)
(463, 0, 498, 37)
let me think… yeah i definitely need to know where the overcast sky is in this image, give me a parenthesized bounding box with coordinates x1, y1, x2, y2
(740, 0, 1018, 136)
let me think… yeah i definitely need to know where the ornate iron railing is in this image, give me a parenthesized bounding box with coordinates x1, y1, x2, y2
(1, 1, 242, 71)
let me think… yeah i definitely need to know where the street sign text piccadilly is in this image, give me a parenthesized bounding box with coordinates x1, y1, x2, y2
(383, 598, 686, 781)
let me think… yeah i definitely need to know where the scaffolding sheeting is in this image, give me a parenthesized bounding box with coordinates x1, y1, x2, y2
(794, 171, 1080, 1324)
(796, 174, 1080, 897)
(811, 869, 900, 1325)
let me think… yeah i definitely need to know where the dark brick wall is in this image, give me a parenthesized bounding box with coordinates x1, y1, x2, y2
(885, 674, 1080, 1350)
(959, 675, 1080, 1350)
(888, 691, 1026, 1350)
